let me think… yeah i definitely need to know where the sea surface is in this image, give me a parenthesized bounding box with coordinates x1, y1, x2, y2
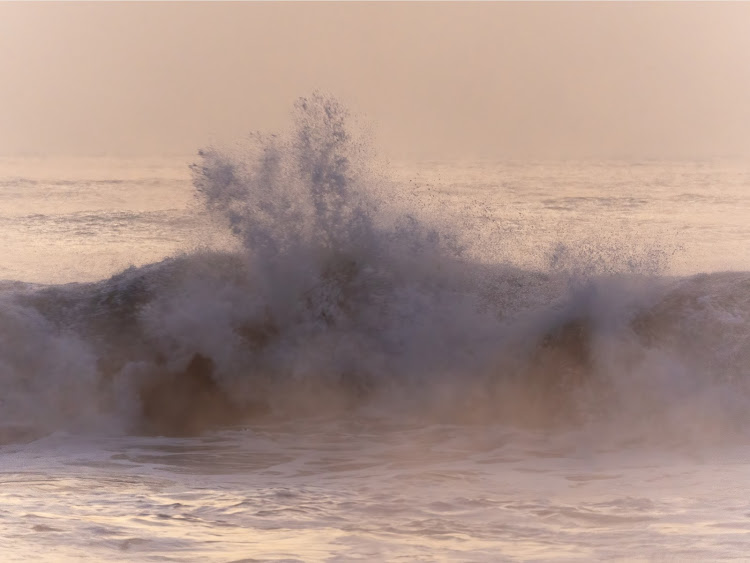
(2, 101, 750, 561)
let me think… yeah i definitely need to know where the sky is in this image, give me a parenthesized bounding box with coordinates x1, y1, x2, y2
(1, 2, 750, 160)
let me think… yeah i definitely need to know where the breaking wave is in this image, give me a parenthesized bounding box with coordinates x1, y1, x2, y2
(2, 94, 750, 442)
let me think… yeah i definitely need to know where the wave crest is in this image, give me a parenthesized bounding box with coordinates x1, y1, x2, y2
(2, 94, 750, 443)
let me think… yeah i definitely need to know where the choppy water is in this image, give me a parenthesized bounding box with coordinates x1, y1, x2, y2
(1, 95, 750, 561)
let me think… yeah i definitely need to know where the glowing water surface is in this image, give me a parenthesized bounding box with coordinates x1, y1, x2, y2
(3, 421, 750, 562)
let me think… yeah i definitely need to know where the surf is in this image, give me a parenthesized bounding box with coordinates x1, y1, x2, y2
(1, 93, 749, 443)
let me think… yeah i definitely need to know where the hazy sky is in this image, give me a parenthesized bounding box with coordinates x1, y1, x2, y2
(2, 2, 750, 160)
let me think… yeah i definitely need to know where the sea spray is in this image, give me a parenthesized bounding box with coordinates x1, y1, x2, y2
(1, 94, 749, 443)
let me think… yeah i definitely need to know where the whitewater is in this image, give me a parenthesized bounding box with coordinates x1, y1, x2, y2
(2, 95, 750, 561)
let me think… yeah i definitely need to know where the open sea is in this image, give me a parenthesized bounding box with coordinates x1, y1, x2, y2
(2, 101, 750, 561)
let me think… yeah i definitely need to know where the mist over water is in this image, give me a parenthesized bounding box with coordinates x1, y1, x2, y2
(2, 95, 750, 560)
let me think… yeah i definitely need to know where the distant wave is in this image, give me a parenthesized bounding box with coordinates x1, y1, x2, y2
(2, 94, 749, 442)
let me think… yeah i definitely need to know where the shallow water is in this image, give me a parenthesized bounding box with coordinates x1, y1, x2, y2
(4, 423, 750, 562)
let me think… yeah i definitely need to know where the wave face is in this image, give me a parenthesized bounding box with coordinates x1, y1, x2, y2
(2, 94, 750, 441)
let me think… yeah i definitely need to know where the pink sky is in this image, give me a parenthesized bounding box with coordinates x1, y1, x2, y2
(2, 2, 749, 160)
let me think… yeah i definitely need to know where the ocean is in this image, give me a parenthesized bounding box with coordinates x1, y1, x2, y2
(2, 98, 750, 561)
